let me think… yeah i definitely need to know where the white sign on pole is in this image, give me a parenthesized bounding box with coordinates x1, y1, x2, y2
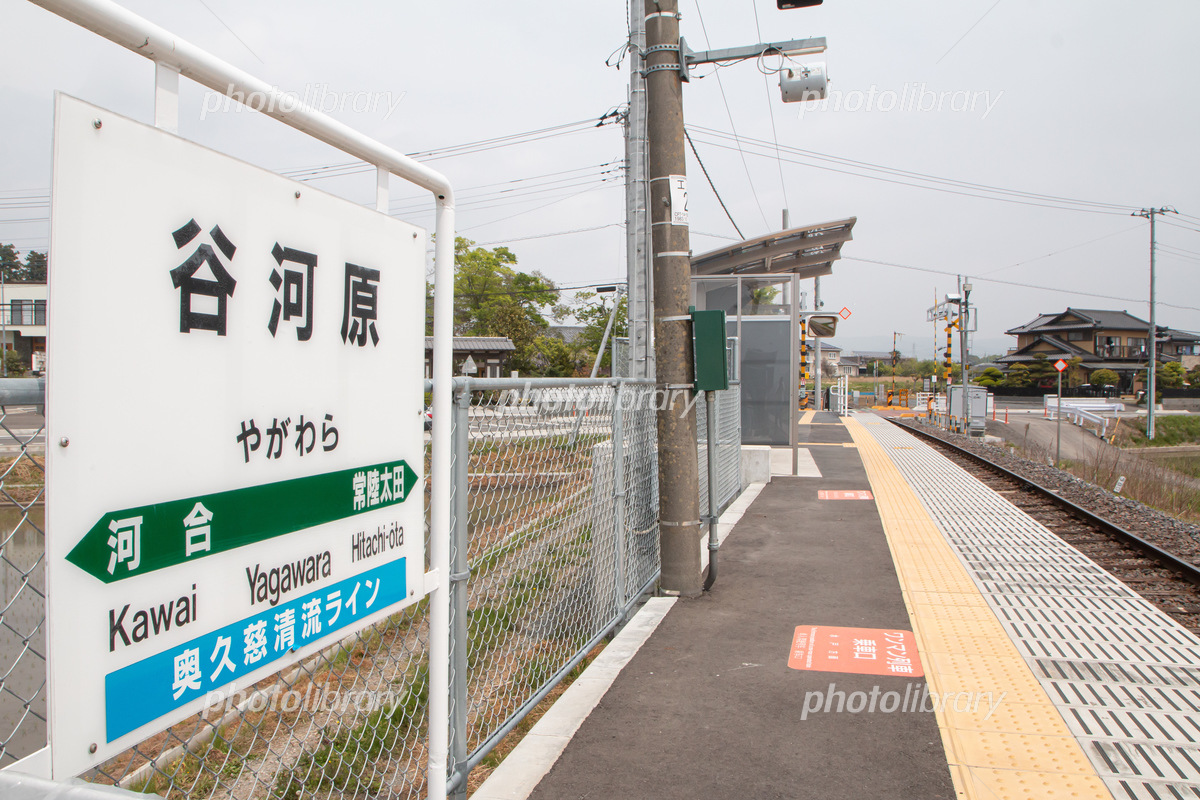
(46, 95, 428, 777)
(668, 175, 688, 225)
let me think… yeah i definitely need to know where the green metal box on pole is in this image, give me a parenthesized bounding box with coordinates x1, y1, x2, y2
(691, 309, 728, 391)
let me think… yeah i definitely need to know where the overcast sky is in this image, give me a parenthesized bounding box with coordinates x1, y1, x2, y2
(3, 0, 1199, 355)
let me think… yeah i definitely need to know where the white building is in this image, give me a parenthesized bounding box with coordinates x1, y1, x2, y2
(0, 282, 46, 373)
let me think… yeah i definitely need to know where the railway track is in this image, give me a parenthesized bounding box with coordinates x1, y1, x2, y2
(893, 418, 1200, 634)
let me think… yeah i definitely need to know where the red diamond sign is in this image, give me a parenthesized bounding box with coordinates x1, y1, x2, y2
(839, 306, 852, 320)
(1054, 359, 1068, 372)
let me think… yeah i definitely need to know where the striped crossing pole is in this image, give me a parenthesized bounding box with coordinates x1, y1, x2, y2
(800, 317, 809, 410)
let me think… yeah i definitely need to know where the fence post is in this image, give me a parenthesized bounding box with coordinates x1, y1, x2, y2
(703, 390, 720, 591)
(611, 383, 627, 612)
(449, 382, 472, 799)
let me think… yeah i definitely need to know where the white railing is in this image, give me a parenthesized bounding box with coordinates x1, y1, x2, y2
(1045, 397, 1125, 438)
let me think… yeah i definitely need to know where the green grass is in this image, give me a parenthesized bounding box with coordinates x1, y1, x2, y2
(273, 665, 429, 799)
(1121, 416, 1200, 447)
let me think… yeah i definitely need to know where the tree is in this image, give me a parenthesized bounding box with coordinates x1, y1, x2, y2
(1159, 361, 1185, 389)
(1002, 364, 1032, 388)
(454, 238, 556, 332)
(976, 367, 1005, 387)
(1026, 353, 1057, 387)
(747, 282, 779, 314)
(0, 244, 21, 282)
(1090, 368, 1119, 387)
(0, 244, 47, 282)
(1066, 356, 1086, 388)
(450, 237, 557, 374)
(23, 250, 46, 282)
(570, 291, 627, 375)
(526, 334, 587, 377)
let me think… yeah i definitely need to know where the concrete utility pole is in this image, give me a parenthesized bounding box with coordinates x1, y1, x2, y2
(645, 0, 701, 596)
(1133, 207, 1177, 440)
(625, 4, 654, 380)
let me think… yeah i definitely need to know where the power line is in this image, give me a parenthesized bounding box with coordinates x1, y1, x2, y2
(688, 124, 1137, 212)
(456, 182, 623, 233)
(692, 0, 771, 230)
(749, 0, 789, 212)
(937, 0, 1004, 64)
(1158, 243, 1200, 259)
(686, 128, 1137, 216)
(844, 255, 1200, 312)
(475, 224, 624, 247)
(684, 129, 744, 239)
(279, 118, 607, 181)
(1161, 219, 1200, 236)
(978, 224, 1144, 276)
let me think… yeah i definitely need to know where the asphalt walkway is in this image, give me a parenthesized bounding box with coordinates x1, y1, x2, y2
(514, 412, 955, 799)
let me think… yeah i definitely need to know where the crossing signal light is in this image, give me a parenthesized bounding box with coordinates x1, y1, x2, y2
(778, 0, 823, 7)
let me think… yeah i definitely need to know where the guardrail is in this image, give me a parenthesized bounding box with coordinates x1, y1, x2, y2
(1044, 397, 1125, 438)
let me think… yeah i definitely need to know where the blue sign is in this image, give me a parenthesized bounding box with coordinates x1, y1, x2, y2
(105, 557, 406, 742)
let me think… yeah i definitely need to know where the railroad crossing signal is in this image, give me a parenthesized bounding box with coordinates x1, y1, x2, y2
(1054, 359, 1068, 373)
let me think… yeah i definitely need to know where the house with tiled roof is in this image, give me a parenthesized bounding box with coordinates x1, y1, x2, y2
(996, 308, 1200, 388)
(423, 336, 515, 378)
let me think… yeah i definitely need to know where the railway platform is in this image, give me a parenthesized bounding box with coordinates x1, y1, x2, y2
(474, 410, 1200, 800)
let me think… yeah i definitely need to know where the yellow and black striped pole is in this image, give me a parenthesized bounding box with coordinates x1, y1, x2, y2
(800, 317, 809, 410)
(944, 319, 955, 384)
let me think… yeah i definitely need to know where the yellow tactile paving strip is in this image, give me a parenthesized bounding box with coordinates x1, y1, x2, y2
(844, 416, 1113, 800)
(799, 410, 816, 424)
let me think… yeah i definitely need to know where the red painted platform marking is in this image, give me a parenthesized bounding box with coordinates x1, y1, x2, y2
(817, 489, 874, 500)
(788, 626, 923, 677)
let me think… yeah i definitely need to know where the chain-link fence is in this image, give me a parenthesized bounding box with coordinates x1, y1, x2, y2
(696, 385, 742, 517)
(444, 378, 660, 796)
(1, 374, 752, 799)
(0, 397, 47, 771)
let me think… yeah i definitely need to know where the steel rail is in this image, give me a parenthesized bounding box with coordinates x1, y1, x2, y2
(892, 419, 1200, 588)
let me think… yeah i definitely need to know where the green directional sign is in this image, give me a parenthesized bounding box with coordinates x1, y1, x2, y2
(67, 459, 419, 583)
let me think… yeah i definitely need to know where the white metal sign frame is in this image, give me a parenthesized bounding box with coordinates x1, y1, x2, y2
(47, 94, 427, 775)
(21, 1, 457, 796)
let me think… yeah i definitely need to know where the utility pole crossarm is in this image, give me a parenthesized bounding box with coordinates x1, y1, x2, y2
(682, 36, 826, 67)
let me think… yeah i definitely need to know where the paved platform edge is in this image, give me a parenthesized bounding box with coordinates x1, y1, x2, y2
(847, 414, 1114, 800)
(473, 483, 766, 800)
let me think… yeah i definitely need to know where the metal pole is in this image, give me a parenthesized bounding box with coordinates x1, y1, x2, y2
(448, 386, 471, 800)
(1055, 370, 1062, 466)
(960, 281, 970, 432)
(612, 385, 627, 609)
(703, 390, 719, 591)
(791, 274, 800, 475)
(1148, 211, 1157, 440)
(589, 288, 623, 379)
(814, 277, 822, 411)
(626, 6, 653, 380)
(645, 0, 701, 596)
(2, 267, 6, 378)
